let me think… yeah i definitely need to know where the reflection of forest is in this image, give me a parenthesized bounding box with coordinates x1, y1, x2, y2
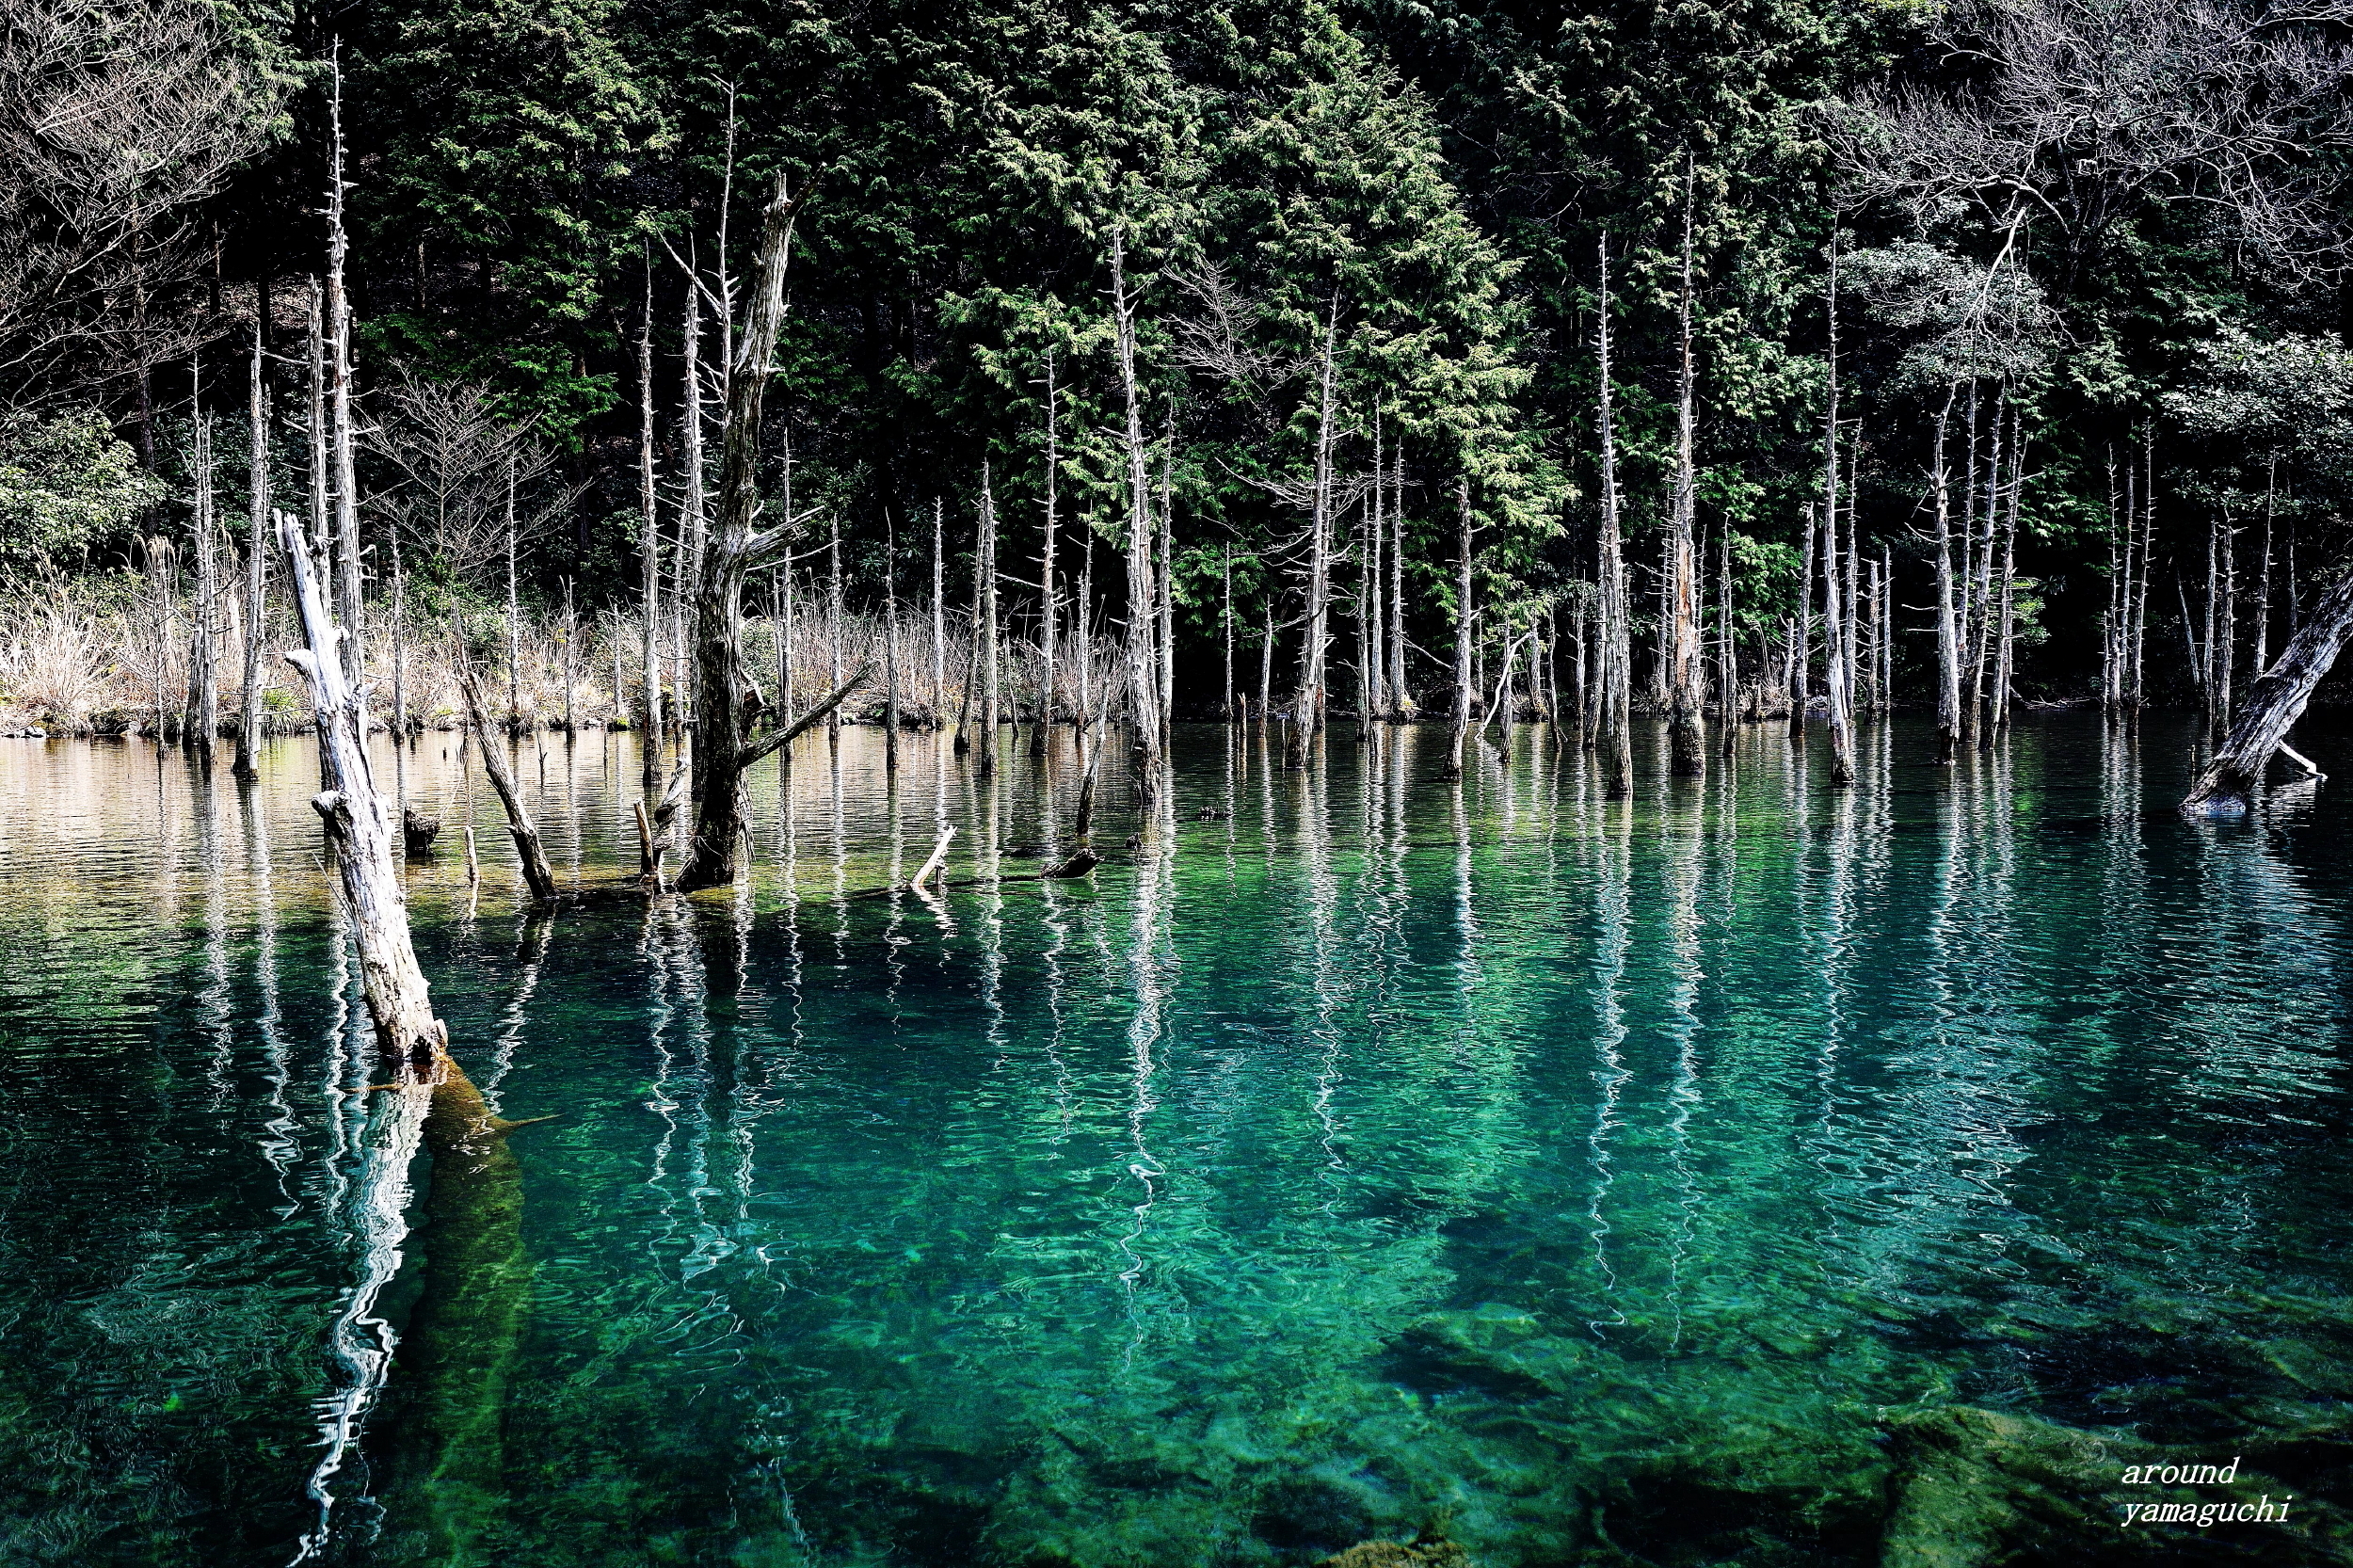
(0, 722, 2350, 1565)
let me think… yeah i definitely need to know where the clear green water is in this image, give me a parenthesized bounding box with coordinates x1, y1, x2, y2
(3, 719, 2351, 1566)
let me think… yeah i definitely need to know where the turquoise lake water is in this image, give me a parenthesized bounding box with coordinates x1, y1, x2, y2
(1, 718, 2347, 1565)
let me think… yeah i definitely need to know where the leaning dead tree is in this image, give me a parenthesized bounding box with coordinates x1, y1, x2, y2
(456, 665, 558, 904)
(275, 505, 446, 1066)
(2182, 572, 2353, 815)
(674, 171, 866, 893)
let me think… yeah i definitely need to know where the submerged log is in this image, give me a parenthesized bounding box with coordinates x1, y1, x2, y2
(2182, 571, 2353, 816)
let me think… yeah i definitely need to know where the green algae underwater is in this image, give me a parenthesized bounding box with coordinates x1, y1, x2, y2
(3, 716, 2352, 1567)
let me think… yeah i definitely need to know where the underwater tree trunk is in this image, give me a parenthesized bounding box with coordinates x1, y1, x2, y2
(2183, 572, 2353, 815)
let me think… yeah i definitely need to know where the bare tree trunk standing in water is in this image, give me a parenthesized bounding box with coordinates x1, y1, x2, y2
(976, 466, 1000, 780)
(932, 497, 946, 719)
(1387, 444, 1410, 715)
(278, 504, 447, 1065)
(1289, 297, 1342, 769)
(235, 319, 269, 780)
(679, 263, 708, 735)
(1444, 477, 1474, 781)
(1819, 241, 1854, 786)
(1667, 167, 1705, 776)
(1159, 410, 1176, 747)
(885, 509, 901, 772)
(638, 274, 661, 783)
(677, 174, 864, 893)
(186, 362, 218, 765)
(1932, 388, 1962, 763)
(1595, 237, 1634, 800)
(503, 457, 520, 727)
(325, 61, 363, 693)
(1110, 225, 1162, 802)
(1033, 351, 1058, 757)
(457, 666, 558, 904)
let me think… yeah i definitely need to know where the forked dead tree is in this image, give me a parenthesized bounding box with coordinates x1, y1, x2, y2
(675, 171, 868, 893)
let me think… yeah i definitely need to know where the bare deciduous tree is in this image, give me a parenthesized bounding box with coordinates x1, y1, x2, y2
(0, 0, 276, 410)
(368, 379, 571, 584)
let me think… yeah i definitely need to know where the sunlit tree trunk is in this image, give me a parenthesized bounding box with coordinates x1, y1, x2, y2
(1033, 351, 1058, 756)
(1444, 476, 1474, 781)
(977, 463, 1000, 780)
(1819, 245, 1853, 785)
(186, 373, 217, 764)
(1595, 236, 1633, 800)
(1289, 298, 1340, 768)
(638, 280, 661, 783)
(234, 321, 268, 780)
(325, 65, 363, 692)
(1110, 226, 1162, 800)
(1667, 180, 1705, 776)
(1932, 388, 1961, 763)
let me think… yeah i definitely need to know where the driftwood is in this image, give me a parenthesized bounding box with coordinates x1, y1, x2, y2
(2182, 571, 2353, 815)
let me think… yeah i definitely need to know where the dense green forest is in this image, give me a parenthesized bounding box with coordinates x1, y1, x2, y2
(6, 0, 2353, 796)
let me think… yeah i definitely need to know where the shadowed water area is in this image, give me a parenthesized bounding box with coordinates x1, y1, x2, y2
(3, 717, 2351, 1566)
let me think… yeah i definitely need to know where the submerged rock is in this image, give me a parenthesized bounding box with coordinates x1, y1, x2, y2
(1318, 1525, 1470, 1566)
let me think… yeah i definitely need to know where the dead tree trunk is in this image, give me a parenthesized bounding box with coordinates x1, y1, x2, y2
(978, 464, 1000, 780)
(1386, 444, 1410, 714)
(1595, 235, 1633, 800)
(1666, 176, 1705, 776)
(638, 280, 661, 782)
(187, 380, 218, 764)
(1110, 226, 1162, 799)
(2184, 572, 2353, 815)
(1034, 350, 1059, 756)
(1444, 477, 1474, 781)
(325, 66, 363, 691)
(1289, 298, 1341, 768)
(1932, 388, 1961, 763)
(1819, 245, 1853, 785)
(276, 505, 446, 1066)
(234, 322, 269, 780)
(676, 173, 868, 892)
(457, 667, 558, 904)
(885, 511, 902, 772)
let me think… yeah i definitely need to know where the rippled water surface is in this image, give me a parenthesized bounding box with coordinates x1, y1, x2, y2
(3, 717, 2350, 1566)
